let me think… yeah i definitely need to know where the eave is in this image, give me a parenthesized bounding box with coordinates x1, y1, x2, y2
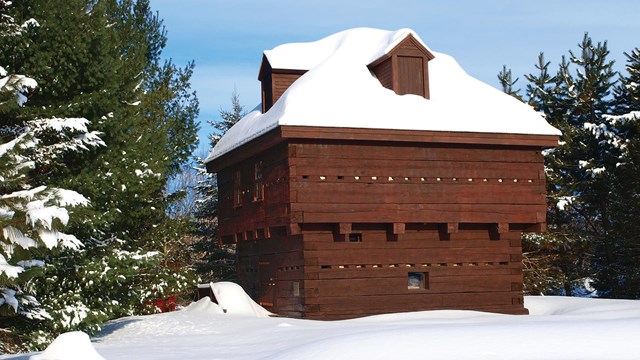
(206, 125, 560, 173)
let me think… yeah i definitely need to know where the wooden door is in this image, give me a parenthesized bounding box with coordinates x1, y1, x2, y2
(397, 55, 425, 97)
(258, 260, 276, 310)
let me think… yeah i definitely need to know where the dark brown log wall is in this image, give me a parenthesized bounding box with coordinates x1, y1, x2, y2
(371, 58, 393, 90)
(217, 143, 291, 241)
(288, 141, 547, 227)
(216, 137, 548, 319)
(301, 225, 526, 319)
(273, 73, 303, 105)
(236, 230, 305, 318)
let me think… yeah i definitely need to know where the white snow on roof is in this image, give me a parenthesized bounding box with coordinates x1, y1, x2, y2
(263, 27, 428, 71)
(206, 27, 561, 163)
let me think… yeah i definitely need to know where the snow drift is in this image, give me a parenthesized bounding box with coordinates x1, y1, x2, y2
(6, 285, 640, 360)
(29, 331, 105, 360)
(188, 282, 271, 317)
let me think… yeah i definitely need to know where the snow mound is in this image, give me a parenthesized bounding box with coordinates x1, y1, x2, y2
(210, 281, 272, 317)
(30, 331, 105, 360)
(207, 27, 561, 162)
(46, 296, 640, 360)
(526, 296, 640, 318)
(184, 296, 224, 315)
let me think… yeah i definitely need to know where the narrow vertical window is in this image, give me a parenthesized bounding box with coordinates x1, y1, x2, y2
(254, 161, 263, 201)
(233, 170, 242, 207)
(293, 281, 300, 297)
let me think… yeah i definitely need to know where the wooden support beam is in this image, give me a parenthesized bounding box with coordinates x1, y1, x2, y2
(338, 223, 352, 234)
(437, 223, 454, 241)
(523, 222, 547, 233)
(392, 223, 405, 235)
(497, 223, 509, 234)
(447, 222, 459, 234)
(287, 223, 301, 236)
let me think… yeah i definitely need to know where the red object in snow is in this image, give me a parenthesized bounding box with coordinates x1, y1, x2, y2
(153, 296, 176, 312)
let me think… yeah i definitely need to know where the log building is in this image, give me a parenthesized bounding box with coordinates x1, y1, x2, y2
(205, 28, 560, 320)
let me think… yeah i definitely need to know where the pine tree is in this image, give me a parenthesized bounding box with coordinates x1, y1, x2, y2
(1, 0, 199, 351)
(191, 90, 246, 282)
(497, 65, 523, 101)
(591, 48, 640, 297)
(0, 11, 102, 351)
(501, 34, 618, 296)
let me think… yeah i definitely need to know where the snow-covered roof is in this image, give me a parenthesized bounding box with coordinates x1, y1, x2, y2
(206, 27, 561, 163)
(262, 28, 429, 71)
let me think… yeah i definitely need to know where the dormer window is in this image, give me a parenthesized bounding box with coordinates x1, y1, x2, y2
(369, 34, 434, 99)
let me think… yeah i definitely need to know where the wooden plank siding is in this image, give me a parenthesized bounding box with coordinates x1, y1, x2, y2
(288, 141, 548, 228)
(236, 234, 305, 317)
(284, 140, 538, 318)
(281, 126, 559, 148)
(397, 55, 425, 97)
(371, 58, 393, 90)
(301, 227, 527, 319)
(217, 143, 291, 241)
(272, 72, 304, 106)
(212, 135, 550, 318)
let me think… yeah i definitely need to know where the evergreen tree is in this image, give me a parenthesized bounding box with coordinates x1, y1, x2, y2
(191, 90, 246, 282)
(501, 34, 619, 296)
(1, 0, 199, 351)
(591, 48, 640, 297)
(0, 10, 102, 351)
(497, 65, 523, 101)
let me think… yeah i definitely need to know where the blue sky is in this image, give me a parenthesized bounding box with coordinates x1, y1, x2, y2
(149, 0, 640, 153)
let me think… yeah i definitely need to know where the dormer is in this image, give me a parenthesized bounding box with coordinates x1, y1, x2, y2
(258, 56, 307, 113)
(258, 33, 435, 113)
(368, 34, 435, 99)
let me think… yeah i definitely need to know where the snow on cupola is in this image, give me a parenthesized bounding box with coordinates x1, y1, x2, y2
(259, 28, 435, 112)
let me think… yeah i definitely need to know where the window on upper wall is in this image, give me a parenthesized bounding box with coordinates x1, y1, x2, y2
(254, 161, 264, 201)
(233, 170, 242, 208)
(408, 272, 429, 290)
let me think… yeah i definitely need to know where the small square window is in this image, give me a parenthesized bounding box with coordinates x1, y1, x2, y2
(408, 272, 428, 290)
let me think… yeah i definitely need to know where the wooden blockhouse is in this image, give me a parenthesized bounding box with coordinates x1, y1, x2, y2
(206, 30, 559, 320)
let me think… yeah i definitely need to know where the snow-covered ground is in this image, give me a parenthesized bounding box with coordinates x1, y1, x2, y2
(4, 283, 640, 360)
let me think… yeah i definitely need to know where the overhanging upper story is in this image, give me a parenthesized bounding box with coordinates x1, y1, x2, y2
(204, 28, 561, 243)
